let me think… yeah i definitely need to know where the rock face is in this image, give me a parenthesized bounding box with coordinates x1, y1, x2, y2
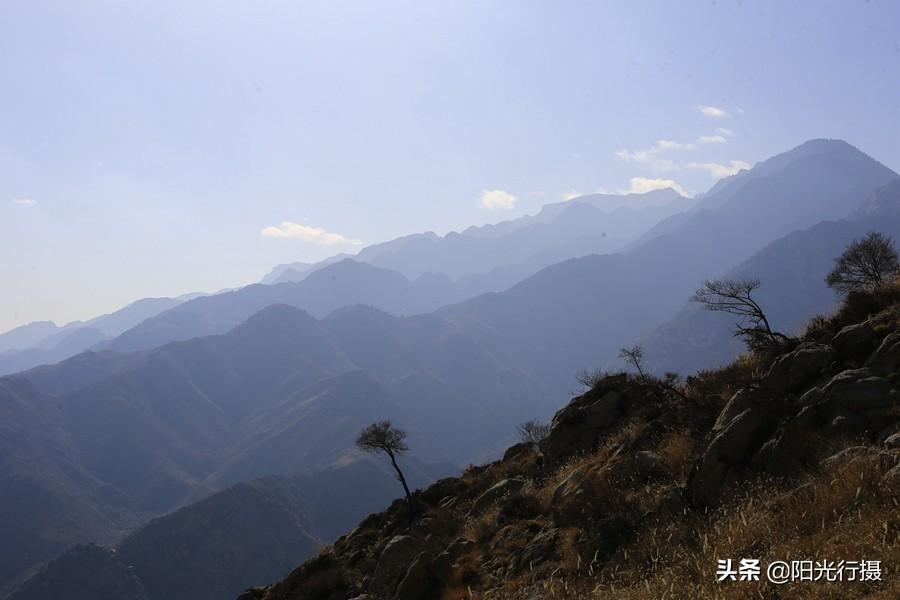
(236, 291, 900, 600)
(540, 376, 662, 467)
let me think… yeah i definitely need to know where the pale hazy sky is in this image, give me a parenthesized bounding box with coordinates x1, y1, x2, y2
(2, 0, 899, 332)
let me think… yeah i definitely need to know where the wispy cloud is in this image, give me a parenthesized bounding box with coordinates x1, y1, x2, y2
(715, 127, 734, 137)
(694, 105, 729, 119)
(697, 134, 727, 145)
(12, 197, 37, 206)
(626, 177, 688, 196)
(614, 139, 696, 172)
(478, 189, 517, 210)
(686, 160, 751, 178)
(260, 221, 362, 245)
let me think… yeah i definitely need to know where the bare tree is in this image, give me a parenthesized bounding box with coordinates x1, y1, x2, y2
(575, 367, 607, 389)
(691, 278, 788, 350)
(826, 231, 899, 295)
(617, 345, 647, 380)
(518, 420, 550, 444)
(356, 421, 414, 516)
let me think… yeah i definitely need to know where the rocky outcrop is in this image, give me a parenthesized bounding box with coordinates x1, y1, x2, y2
(239, 293, 900, 600)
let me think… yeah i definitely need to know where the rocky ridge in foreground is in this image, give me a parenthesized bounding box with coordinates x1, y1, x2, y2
(240, 286, 900, 600)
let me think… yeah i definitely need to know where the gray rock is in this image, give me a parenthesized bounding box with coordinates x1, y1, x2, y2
(764, 343, 835, 391)
(433, 538, 473, 584)
(541, 389, 624, 465)
(550, 463, 608, 527)
(821, 369, 894, 411)
(469, 478, 526, 515)
(372, 535, 418, 596)
(865, 331, 900, 374)
(393, 552, 432, 600)
(832, 322, 877, 360)
(690, 406, 774, 505)
(518, 528, 560, 570)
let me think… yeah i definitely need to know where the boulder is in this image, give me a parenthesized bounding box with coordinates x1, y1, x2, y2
(764, 343, 835, 391)
(517, 528, 560, 570)
(469, 478, 526, 515)
(420, 477, 466, 504)
(392, 552, 433, 600)
(371, 535, 418, 596)
(690, 406, 775, 505)
(550, 463, 615, 527)
(713, 390, 757, 431)
(541, 390, 624, 465)
(503, 442, 539, 462)
(865, 331, 900, 374)
(433, 538, 473, 584)
(821, 369, 894, 412)
(831, 322, 877, 360)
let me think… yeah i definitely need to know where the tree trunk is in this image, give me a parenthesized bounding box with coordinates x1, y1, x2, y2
(387, 450, 414, 521)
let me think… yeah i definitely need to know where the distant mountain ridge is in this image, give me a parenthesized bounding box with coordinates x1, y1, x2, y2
(0, 297, 186, 376)
(3, 138, 899, 599)
(641, 176, 900, 374)
(0, 302, 547, 590)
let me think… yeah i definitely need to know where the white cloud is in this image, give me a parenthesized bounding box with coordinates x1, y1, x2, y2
(626, 177, 689, 197)
(715, 127, 734, 137)
(686, 160, 751, 178)
(614, 138, 695, 172)
(697, 134, 727, 145)
(12, 197, 37, 206)
(695, 105, 729, 119)
(260, 221, 362, 245)
(562, 190, 583, 201)
(478, 189, 517, 210)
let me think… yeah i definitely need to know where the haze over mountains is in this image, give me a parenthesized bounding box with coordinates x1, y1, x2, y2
(0, 297, 190, 376)
(3, 139, 900, 599)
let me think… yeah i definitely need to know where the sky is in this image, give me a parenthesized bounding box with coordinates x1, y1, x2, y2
(2, 0, 899, 332)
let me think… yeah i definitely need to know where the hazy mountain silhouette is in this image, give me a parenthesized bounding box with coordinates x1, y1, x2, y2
(0, 297, 184, 376)
(104, 260, 463, 354)
(349, 189, 689, 281)
(101, 190, 691, 358)
(3, 140, 898, 598)
(440, 140, 898, 392)
(7, 453, 452, 600)
(641, 177, 900, 373)
(0, 303, 544, 590)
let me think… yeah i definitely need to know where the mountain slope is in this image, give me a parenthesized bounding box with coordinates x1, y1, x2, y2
(0, 303, 547, 589)
(104, 260, 461, 354)
(241, 285, 900, 600)
(353, 189, 690, 280)
(642, 177, 900, 374)
(0, 297, 183, 376)
(440, 140, 898, 393)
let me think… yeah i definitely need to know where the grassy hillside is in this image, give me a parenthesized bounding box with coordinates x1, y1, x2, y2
(242, 285, 900, 600)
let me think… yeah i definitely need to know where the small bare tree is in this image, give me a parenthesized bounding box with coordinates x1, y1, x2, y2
(617, 345, 647, 380)
(691, 278, 788, 350)
(826, 231, 899, 295)
(575, 367, 607, 389)
(356, 421, 414, 516)
(518, 420, 550, 444)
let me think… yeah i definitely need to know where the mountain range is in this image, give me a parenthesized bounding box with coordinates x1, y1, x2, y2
(2, 139, 899, 599)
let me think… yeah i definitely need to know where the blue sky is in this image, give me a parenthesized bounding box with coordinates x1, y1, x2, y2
(2, 0, 899, 331)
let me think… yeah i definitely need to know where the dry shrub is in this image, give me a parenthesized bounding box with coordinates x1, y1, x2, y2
(656, 429, 699, 482)
(465, 504, 503, 544)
